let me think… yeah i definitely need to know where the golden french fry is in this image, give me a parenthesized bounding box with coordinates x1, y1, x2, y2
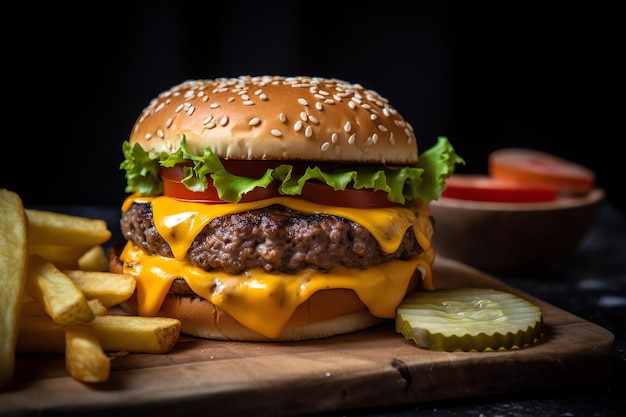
(25, 254, 95, 325)
(65, 325, 110, 383)
(28, 243, 89, 270)
(17, 314, 181, 354)
(23, 285, 115, 316)
(63, 270, 137, 308)
(77, 245, 109, 272)
(90, 315, 181, 353)
(0, 189, 29, 388)
(25, 209, 112, 247)
(88, 299, 108, 316)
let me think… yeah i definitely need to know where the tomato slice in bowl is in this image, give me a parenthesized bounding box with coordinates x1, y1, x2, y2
(442, 174, 559, 203)
(489, 148, 595, 195)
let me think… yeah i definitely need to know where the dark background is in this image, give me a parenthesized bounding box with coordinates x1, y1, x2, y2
(5, 1, 622, 212)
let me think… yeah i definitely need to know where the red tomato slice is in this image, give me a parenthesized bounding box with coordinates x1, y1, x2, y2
(299, 181, 402, 208)
(442, 174, 559, 203)
(489, 148, 595, 194)
(160, 163, 400, 208)
(160, 164, 280, 203)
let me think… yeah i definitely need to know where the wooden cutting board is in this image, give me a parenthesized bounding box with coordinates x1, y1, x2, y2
(0, 258, 615, 417)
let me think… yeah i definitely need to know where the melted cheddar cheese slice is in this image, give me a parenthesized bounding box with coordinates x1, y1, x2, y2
(120, 195, 434, 338)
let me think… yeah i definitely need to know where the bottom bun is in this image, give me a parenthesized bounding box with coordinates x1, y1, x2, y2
(111, 246, 420, 341)
(120, 289, 387, 342)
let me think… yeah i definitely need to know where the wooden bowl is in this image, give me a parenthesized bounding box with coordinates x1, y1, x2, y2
(428, 188, 605, 274)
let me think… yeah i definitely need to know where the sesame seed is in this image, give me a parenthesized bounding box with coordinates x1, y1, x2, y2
(243, 100, 254, 105)
(144, 133, 152, 140)
(294, 121, 303, 131)
(202, 115, 214, 124)
(321, 142, 330, 151)
(175, 104, 184, 113)
(254, 89, 263, 95)
(331, 133, 338, 143)
(370, 114, 378, 120)
(279, 113, 287, 123)
(271, 129, 282, 137)
(298, 98, 309, 106)
(324, 99, 335, 105)
(315, 102, 323, 110)
(299, 111, 307, 121)
(378, 125, 388, 132)
(157, 129, 164, 138)
(389, 132, 395, 144)
(220, 116, 229, 126)
(206, 121, 216, 129)
(343, 121, 352, 132)
(308, 115, 319, 124)
(228, 97, 235, 103)
(259, 93, 268, 100)
(210, 103, 220, 109)
(241, 94, 250, 100)
(348, 101, 356, 109)
(305, 126, 313, 137)
(165, 117, 173, 128)
(187, 106, 195, 116)
(348, 134, 356, 144)
(372, 133, 378, 144)
(249, 117, 260, 126)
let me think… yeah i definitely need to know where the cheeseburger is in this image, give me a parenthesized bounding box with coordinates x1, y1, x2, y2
(112, 75, 463, 341)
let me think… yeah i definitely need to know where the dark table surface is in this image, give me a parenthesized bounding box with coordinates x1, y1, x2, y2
(32, 201, 626, 417)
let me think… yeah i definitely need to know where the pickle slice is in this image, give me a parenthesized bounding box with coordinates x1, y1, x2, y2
(396, 288, 543, 352)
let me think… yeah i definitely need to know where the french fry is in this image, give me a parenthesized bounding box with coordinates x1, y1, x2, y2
(28, 243, 90, 270)
(65, 325, 110, 383)
(0, 189, 29, 388)
(25, 208, 112, 248)
(88, 299, 108, 316)
(25, 254, 95, 325)
(63, 270, 137, 308)
(90, 315, 181, 354)
(77, 245, 109, 272)
(17, 314, 181, 354)
(21, 298, 107, 317)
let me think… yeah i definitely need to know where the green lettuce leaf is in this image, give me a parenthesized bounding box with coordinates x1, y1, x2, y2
(120, 135, 464, 204)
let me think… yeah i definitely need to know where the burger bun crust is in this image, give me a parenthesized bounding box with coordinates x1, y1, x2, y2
(130, 75, 418, 165)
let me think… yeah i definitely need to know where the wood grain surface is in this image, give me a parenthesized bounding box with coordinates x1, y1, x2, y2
(0, 258, 615, 417)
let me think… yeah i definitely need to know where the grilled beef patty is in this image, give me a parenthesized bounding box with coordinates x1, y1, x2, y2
(120, 202, 425, 275)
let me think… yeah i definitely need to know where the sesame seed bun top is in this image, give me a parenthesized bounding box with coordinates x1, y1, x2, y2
(129, 75, 418, 165)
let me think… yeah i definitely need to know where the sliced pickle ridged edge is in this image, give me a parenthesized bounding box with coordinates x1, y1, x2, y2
(395, 288, 543, 352)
